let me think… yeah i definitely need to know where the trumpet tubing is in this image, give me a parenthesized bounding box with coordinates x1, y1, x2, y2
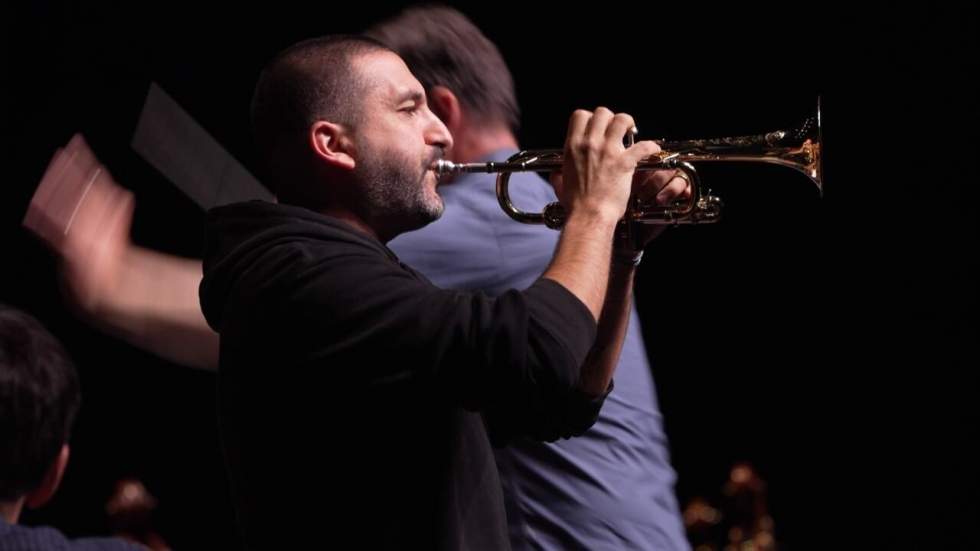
(434, 101, 822, 229)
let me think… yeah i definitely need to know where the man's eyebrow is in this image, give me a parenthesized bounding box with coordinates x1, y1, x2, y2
(394, 90, 425, 105)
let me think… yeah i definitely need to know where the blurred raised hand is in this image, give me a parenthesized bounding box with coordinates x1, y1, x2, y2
(23, 134, 219, 370)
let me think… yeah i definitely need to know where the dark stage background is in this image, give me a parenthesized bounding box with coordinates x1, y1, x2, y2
(4, 3, 976, 549)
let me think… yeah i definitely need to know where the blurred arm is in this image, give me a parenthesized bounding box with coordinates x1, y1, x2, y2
(23, 134, 218, 371)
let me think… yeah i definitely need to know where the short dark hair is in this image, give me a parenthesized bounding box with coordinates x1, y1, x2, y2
(366, 6, 520, 134)
(249, 35, 392, 202)
(0, 305, 81, 501)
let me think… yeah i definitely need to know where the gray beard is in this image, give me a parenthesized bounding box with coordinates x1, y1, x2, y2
(356, 154, 444, 238)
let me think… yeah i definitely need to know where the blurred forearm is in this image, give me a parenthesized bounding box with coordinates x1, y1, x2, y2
(83, 247, 218, 371)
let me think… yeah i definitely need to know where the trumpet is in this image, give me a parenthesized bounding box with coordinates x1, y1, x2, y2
(434, 102, 822, 229)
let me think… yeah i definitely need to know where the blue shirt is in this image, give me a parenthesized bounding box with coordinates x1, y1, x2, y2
(0, 517, 142, 551)
(389, 149, 689, 550)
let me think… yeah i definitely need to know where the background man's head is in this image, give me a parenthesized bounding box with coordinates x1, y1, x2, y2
(1, 304, 81, 522)
(366, 6, 520, 135)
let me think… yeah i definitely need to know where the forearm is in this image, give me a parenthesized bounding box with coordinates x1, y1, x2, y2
(577, 261, 635, 396)
(84, 247, 219, 370)
(541, 211, 620, 321)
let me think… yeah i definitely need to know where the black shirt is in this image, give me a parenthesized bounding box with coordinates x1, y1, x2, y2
(200, 201, 605, 550)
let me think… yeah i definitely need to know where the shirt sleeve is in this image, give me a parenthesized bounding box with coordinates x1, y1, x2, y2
(254, 239, 605, 443)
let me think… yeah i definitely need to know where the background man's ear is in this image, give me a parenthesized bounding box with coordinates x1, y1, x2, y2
(428, 86, 462, 132)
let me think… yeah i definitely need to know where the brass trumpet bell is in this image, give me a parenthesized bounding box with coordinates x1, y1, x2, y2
(434, 100, 822, 229)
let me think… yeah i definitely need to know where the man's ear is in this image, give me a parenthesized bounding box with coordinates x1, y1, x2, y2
(428, 86, 462, 133)
(309, 121, 356, 171)
(24, 444, 69, 509)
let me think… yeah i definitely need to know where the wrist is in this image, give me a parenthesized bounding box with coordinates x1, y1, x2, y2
(564, 205, 622, 229)
(611, 249, 643, 267)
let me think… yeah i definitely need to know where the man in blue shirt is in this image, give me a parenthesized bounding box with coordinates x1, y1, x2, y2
(369, 7, 690, 549)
